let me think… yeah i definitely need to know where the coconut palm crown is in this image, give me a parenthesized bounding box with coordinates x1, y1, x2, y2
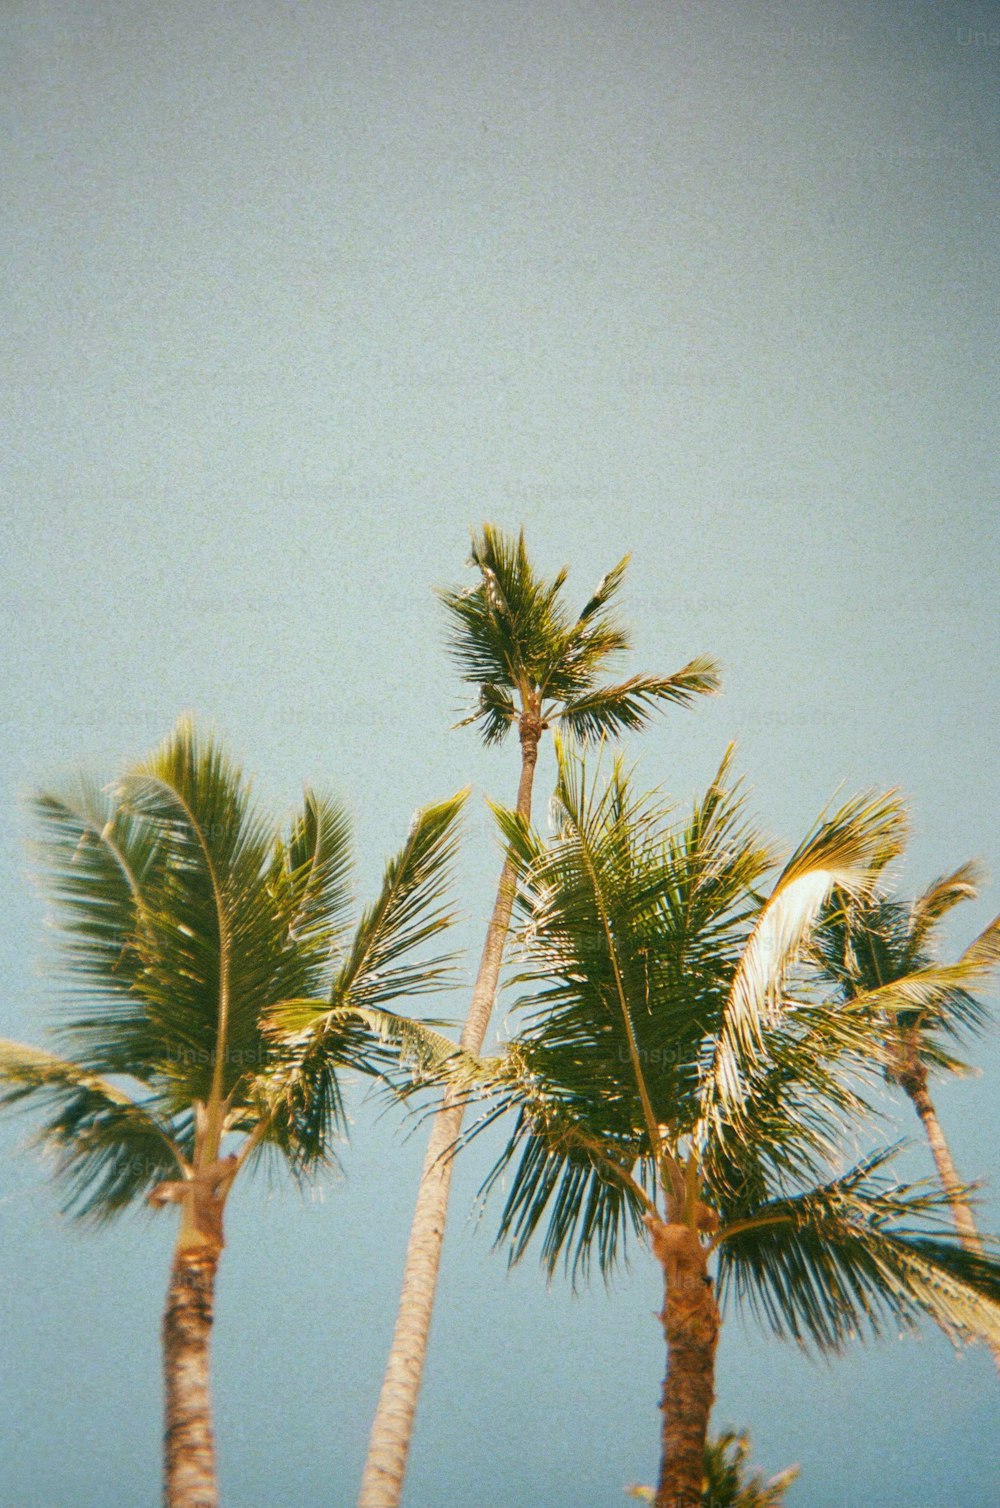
(443, 524, 720, 748)
(459, 747, 1000, 1508)
(813, 861, 997, 1114)
(0, 719, 467, 1507)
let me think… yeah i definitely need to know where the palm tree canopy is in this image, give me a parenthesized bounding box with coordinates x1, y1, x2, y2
(0, 719, 467, 1220)
(439, 524, 721, 745)
(458, 748, 1000, 1352)
(813, 863, 999, 1078)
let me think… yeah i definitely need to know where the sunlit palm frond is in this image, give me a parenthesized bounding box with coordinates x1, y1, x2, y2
(492, 751, 773, 1170)
(908, 861, 983, 958)
(701, 994, 892, 1221)
(576, 553, 631, 624)
(253, 1000, 471, 1168)
(699, 790, 906, 1131)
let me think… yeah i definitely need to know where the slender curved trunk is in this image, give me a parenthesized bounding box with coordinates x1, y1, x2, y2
(899, 1060, 1000, 1374)
(648, 1219, 720, 1508)
(910, 1079, 979, 1246)
(358, 718, 540, 1508)
(157, 1158, 236, 1507)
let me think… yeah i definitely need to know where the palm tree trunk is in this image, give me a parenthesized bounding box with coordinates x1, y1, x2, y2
(910, 1079, 980, 1246)
(163, 1241, 220, 1508)
(648, 1219, 720, 1508)
(158, 1163, 235, 1508)
(357, 719, 540, 1508)
(900, 1062, 1000, 1374)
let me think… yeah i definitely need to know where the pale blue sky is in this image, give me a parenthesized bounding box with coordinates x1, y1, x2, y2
(2, 2, 999, 1504)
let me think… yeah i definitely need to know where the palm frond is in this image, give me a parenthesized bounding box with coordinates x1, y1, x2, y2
(846, 920, 1000, 1028)
(438, 524, 575, 695)
(260, 792, 467, 1164)
(280, 789, 353, 949)
(0, 1039, 187, 1220)
(453, 683, 518, 746)
(908, 861, 983, 957)
(815, 886, 998, 1055)
(254, 999, 474, 1166)
(699, 790, 907, 1129)
(700, 1431, 799, 1508)
(331, 790, 467, 1013)
(480, 1093, 651, 1282)
(717, 1148, 1000, 1352)
(117, 720, 285, 1104)
(31, 780, 175, 1075)
(576, 554, 631, 624)
(556, 658, 721, 743)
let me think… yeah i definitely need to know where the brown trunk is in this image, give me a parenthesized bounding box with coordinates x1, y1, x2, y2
(357, 719, 540, 1508)
(897, 1057, 1000, 1375)
(647, 1217, 720, 1508)
(901, 1067, 980, 1248)
(157, 1160, 235, 1508)
(163, 1244, 220, 1508)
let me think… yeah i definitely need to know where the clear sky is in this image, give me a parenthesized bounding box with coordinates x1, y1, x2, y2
(2, 2, 999, 1504)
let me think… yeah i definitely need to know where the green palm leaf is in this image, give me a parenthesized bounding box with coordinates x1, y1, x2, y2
(278, 789, 354, 951)
(557, 659, 721, 744)
(6, 719, 469, 1221)
(440, 524, 719, 745)
(263, 791, 468, 1163)
(0, 1039, 187, 1219)
(31, 781, 166, 1075)
(717, 1148, 1000, 1352)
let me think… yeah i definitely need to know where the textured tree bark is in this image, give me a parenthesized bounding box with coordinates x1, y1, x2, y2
(156, 1159, 236, 1508)
(163, 1243, 220, 1508)
(357, 719, 540, 1508)
(647, 1217, 720, 1508)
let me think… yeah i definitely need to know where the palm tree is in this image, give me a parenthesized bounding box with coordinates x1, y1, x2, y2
(358, 524, 720, 1508)
(462, 748, 1000, 1508)
(0, 720, 467, 1508)
(814, 865, 1000, 1368)
(627, 1428, 798, 1506)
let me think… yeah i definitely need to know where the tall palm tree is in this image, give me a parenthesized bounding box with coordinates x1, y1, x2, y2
(0, 720, 466, 1508)
(358, 525, 720, 1508)
(462, 748, 1000, 1508)
(814, 865, 1000, 1369)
